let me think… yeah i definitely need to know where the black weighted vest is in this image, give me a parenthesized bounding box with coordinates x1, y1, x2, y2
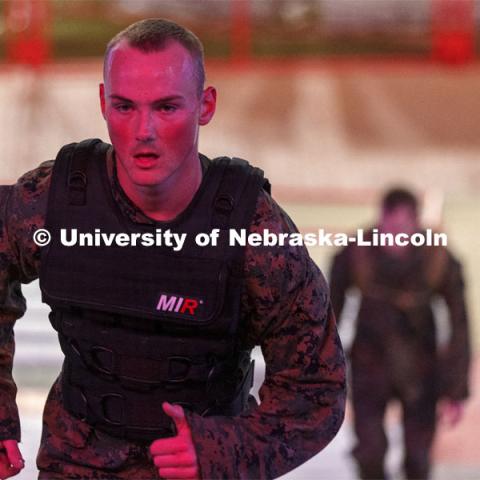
(39, 139, 270, 442)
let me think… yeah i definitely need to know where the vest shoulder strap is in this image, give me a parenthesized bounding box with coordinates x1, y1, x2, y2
(210, 156, 270, 233)
(231, 156, 271, 196)
(53, 138, 108, 207)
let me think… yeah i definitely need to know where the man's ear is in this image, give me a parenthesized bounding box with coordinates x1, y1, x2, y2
(99, 83, 106, 120)
(199, 86, 217, 126)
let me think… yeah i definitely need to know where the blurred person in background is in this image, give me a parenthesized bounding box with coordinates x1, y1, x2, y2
(329, 187, 471, 480)
(0, 18, 346, 480)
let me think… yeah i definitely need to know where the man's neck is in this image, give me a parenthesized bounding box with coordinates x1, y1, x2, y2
(129, 175, 202, 221)
(112, 153, 203, 222)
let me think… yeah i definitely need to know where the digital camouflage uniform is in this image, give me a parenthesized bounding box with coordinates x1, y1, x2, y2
(329, 230, 470, 480)
(0, 149, 346, 479)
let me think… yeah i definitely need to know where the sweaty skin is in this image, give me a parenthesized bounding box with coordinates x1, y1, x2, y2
(100, 41, 216, 221)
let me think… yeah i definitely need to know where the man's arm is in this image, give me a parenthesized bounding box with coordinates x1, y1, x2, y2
(0, 163, 52, 441)
(186, 191, 346, 479)
(436, 250, 471, 401)
(0, 185, 24, 443)
(328, 245, 353, 324)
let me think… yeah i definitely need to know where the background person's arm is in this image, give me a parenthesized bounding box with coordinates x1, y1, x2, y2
(329, 244, 354, 326)
(436, 250, 471, 405)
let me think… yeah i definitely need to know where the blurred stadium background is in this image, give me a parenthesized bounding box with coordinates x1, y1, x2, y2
(1, 1, 479, 479)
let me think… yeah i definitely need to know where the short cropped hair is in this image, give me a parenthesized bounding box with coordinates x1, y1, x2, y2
(381, 187, 418, 214)
(104, 18, 205, 95)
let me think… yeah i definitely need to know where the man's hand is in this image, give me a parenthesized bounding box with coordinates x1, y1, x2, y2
(0, 440, 24, 479)
(438, 400, 465, 428)
(150, 402, 200, 480)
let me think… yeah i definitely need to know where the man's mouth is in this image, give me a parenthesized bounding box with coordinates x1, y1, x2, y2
(134, 152, 159, 159)
(133, 152, 159, 168)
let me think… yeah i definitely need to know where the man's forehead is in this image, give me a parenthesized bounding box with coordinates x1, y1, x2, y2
(382, 205, 417, 218)
(104, 40, 195, 82)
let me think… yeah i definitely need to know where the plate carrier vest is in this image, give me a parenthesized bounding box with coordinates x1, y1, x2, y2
(39, 139, 270, 442)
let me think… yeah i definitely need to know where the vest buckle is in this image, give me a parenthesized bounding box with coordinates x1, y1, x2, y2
(68, 170, 88, 206)
(167, 356, 192, 383)
(100, 393, 125, 427)
(68, 170, 87, 189)
(88, 346, 116, 377)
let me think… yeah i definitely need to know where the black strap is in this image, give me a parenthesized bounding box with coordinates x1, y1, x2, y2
(211, 157, 247, 230)
(65, 138, 105, 206)
(62, 355, 254, 443)
(211, 156, 269, 231)
(59, 333, 217, 388)
(210, 157, 270, 281)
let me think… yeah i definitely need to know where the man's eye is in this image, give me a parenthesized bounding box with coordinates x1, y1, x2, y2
(159, 104, 177, 113)
(114, 104, 132, 112)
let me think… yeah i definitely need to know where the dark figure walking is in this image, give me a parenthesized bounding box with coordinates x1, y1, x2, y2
(330, 188, 471, 480)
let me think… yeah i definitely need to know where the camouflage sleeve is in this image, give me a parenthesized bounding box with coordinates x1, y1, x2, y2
(187, 190, 346, 479)
(328, 246, 353, 324)
(0, 161, 52, 440)
(436, 250, 471, 401)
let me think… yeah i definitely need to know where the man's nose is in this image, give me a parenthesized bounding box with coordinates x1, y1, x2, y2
(135, 110, 155, 142)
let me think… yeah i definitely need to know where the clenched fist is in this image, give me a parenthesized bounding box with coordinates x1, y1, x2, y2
(150, 403, 200, 480)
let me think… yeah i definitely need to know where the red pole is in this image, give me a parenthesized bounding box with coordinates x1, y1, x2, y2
(5, 0, 52, 68)
(431, 0, 475, 64)
(231, 0, 252, 64)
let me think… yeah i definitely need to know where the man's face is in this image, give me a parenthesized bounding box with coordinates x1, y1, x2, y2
(100, 40, 215, 195)
(378, 205, 419, 256)
(379, 205, 418, 237)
